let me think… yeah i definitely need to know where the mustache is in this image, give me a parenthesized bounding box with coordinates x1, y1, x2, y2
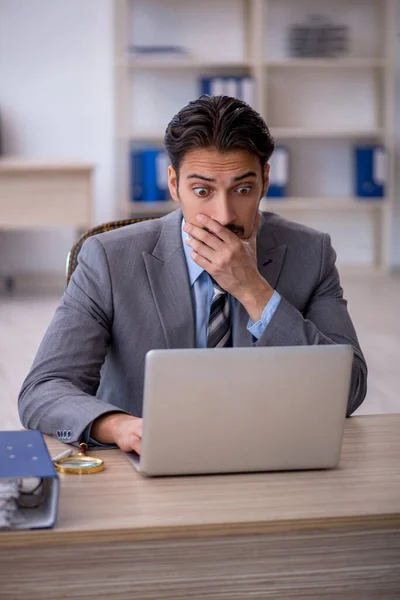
(226, 224, 245, 236)
(204, 224, 245, 237)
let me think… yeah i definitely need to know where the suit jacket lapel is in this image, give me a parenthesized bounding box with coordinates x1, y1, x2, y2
(143, 209, 195, 348)
(234, 213, 287, 347)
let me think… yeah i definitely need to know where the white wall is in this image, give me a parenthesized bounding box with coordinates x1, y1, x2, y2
(0, 0, 115, 275)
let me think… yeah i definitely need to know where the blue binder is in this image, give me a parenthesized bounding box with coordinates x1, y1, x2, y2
(0, 430, 59, 529)
(355, 145, 385, 198)
(131, 149, 170, 203)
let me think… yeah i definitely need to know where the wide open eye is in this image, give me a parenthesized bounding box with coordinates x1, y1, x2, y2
(236, 186, 252, 196)
(193, 187, 209, 197)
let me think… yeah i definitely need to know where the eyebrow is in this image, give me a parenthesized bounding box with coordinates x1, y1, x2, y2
(186, 171, 257, 183)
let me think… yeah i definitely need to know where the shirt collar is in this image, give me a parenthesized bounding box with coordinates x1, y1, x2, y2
(181, 219, 204, 286)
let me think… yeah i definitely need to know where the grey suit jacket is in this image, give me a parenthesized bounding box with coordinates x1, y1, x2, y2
(19, 209, 367, 443)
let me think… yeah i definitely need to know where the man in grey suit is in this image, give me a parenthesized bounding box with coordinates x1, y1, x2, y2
(19, 95, 367, 454)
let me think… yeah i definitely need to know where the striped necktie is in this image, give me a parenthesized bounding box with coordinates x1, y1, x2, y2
(207, 279, 232, 348)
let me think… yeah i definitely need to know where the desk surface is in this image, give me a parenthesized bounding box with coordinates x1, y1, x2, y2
(1, 414, 399, 548)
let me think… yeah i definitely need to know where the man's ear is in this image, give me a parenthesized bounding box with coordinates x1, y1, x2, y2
(168, 165, 180, 203)
(262, 163, 270, 198)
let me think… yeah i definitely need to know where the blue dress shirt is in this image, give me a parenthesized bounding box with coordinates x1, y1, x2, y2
(181, 220, 281, 347)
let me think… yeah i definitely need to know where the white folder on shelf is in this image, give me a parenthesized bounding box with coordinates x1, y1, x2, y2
(269, 147, 289, 187)
(225, 78, 238, 98)
(211, 78, 225, 96)
(241, 77, 255, 106)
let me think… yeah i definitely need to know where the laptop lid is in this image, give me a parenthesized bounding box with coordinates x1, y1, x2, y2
(127, 345, 353, 476)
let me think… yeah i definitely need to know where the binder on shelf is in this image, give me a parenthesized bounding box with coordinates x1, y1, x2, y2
(131, 149, 170, 202)
(225, 77, 238, 98)
(266, 146, 289, 198)
(200, 77, 255, 105)
(0, 430, 59, 530)
(209, 77, 225, 96)
(240, 77, 256, 107)
(355, 145, 386, 198)
(200, 77, 227, 96)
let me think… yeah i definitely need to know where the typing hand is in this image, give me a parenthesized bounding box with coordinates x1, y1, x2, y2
(91, 413, 143, 454)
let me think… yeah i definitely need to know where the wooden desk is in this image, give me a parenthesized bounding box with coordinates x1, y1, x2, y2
(1, 415, 399, 599)
(0, 159, 93, 230)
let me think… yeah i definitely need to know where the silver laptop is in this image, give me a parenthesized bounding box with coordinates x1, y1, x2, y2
(126, 345, 353, 476)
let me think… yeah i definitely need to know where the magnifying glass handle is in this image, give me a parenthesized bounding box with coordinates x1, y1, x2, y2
(78, 443, 88, 455)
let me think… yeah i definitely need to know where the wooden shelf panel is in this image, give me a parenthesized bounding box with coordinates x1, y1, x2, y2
(265, 58, 385, 69)
(126, 198, 385, 217)
(271, 128, 384, 140)
(121, 58, 252, 70)
(130, 133, 165, 144)
(130, 130, 384, 143)
(261, 197, 385, 211)
(128, 201, 179, 216)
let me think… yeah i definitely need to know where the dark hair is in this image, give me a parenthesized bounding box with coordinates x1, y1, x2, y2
(164, 95, 275, 175)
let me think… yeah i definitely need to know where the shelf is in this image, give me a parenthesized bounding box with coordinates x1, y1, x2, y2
(261, 197, 385, 212)
(127, 198, 384, 218)
(266, 58, 385, 69)
(130, 133, 165, 144)
(270, 128, 384, 140)
(130, 129, 384, 144)
(128, 201, 179, 216)
(120, 58, 252, 70)
(120, 57, 383, 71)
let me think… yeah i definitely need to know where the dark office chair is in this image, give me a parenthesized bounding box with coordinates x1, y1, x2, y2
(66, 217, 157, 286)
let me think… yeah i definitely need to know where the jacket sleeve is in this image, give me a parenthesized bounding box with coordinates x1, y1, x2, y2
(18, 237, 127, 444)
(255, 233, 367, 416)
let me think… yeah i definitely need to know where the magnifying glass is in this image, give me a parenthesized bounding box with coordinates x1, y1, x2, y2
(54, 443, 104, 475)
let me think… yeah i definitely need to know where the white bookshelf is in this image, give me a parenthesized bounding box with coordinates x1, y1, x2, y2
(114, 0, 397, 267)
